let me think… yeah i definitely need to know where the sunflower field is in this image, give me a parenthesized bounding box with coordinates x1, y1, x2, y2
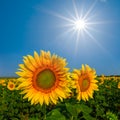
(0, 51, 120, 120)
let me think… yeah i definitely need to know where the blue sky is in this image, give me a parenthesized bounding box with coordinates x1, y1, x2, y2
(0, 0, 120, 77)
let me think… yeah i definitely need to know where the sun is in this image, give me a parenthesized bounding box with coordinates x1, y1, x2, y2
(48, 0, 106, 53)
(74, 19, 86, 31)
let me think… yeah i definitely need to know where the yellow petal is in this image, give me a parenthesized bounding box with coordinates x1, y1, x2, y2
(23, 56, 36, 71)
(44, 94, 49, 105)
(81, 93, 86, 101)
(55, 88, 66, 98)
(27, 55, 38, 68)
(77, 92, 81, 101)
(81, 64, 85, 73)
(19, 64, 29, 71)
(39, 93, 44, 106)
(50, 93, 57, 104)
(85, 64, 91, 72)
(34, 51, 42, 66)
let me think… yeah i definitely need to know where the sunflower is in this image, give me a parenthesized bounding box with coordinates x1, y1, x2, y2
(16, 50, 71, 106)
(71, 64, 98, 101)
(0, 79, 5, 84)
(0, 79, 6, 86)
(7, 81, 15, 90)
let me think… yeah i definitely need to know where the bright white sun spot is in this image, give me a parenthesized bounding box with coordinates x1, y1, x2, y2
(48, 0, 108, 55)
(74, 19, 86, 30)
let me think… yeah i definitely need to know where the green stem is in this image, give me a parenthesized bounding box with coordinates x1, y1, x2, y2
(71, 116, 73, 120)
(43, 104, 46, 120)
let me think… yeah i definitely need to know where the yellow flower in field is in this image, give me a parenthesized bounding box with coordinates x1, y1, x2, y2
(0, 80, 6, 86)
(8, 78, 18, 85)
(113, 76, 118, 82)
(0, 80, 5, 84)
(99, 74, 105, 85)
(99, 79, 104, 85)
(71, 64, 98, 101)
(7, 81, 15, 90)
(16, 50, 71, 106)
(118, 82, 120, 89)
(2, 83, 6, 86)
(101, 74, 105, 80)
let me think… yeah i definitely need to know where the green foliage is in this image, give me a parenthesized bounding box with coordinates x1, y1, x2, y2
(65, 102, 94, 120)
(86, 77, 120, 119)
(105, 111, 118, 120)
(0, 77, 120, 120)
(46, 109, 66, 120)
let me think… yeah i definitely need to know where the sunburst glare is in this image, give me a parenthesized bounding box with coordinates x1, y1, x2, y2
(45, 0, 109, 55)
(74, 19, 87, 31)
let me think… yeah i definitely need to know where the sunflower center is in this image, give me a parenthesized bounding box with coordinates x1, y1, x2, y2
(10, 84, 14, 88)
(80, 78, 90, 92)
(36, 69, 56, 89)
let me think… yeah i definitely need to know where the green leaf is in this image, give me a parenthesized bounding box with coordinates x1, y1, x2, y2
(65, 102, 83, 120)
(65, 103, 78, 117)
(46, 109, 66, 120)
(74, 104, 82, 114)
(83, 113, 96, 120)
(80, 104, 92, 114)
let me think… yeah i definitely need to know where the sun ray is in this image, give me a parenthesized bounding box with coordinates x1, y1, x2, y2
(43, 9, 75, 23)
(57, 27, 76, 39)
(75, 31, 80, 55)
(66, 9, 78, 21)
(83, 0, 97, 20)
(56, 23, 74, 28)
(72, 0, 80, 20)
(83, 28, 109, 54)
(86, 21, 112, 25)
